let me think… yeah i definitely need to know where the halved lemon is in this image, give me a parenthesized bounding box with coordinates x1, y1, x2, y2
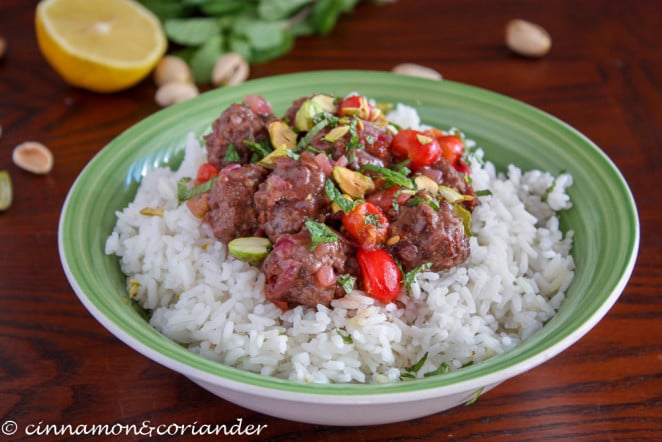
(35, 0, 167, 93)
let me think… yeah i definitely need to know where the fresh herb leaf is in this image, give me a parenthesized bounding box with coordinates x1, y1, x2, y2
(475, 189, 492, 197)
(258, 0, 313, 20)
(425, 198, 440, 211)
(296, 116, 332, 151)
(391, 159, 411, 175)
(405, 352, 428, 374)
(285, 148, 300, 160)
(543, 178, 558, 202)
(365, 213, 382, 227)
(423, 362, 450, 377)
(406, 195, 439, 211)
(464, 387, 484, 406)
(177, 176, 217, 204)
(189, 34, 224, 83)
(304, 219, 338, 250)
(392, 188, 406, 213)
(236, 18, 286, 51)
(407, 195, 424, 207)
(244, 139, 273, 160)
(361, 164, 413, 189)
(336, 329, 354, 344)
(199, 0, 248, 16)
(404, 262, 432, 290)
(164, 17, 221, 46)
(324, 179, 358, 213)
(338, 274, 357, 294)
(224, 144, 241, 163)
(309, 0, 357, 34)
(137, 0, 196, 20)
(399, 372, 416, 379)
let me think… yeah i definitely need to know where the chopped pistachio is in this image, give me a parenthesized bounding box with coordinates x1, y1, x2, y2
(128, 279, 141, 298)
(323, 125, 350, 142)
(228, 236, 272, 265)
(0, 170, 12, 211)
(268, 120, 297, 150)
(414, 175, 439, 194)
(257, 144, 290, 168)
(415, 133, 433, 145)
(438, 185, 474, 203)
(294, 99, 324, 131)
(311, 94, 337, 114)
(139, 207, 164, 216)
(370, 108, 389, 128)
(332, 166, 375, 199)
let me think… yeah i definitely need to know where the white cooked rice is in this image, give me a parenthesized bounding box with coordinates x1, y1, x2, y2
(105, 104, 575, 384)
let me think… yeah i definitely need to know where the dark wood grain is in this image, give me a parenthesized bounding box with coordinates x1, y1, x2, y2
(1, 0, 660, 440)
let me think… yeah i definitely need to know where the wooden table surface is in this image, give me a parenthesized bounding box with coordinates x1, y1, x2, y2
(1, 0, 660, 440)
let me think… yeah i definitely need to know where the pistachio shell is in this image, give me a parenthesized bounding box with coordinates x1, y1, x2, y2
(212, 52, 249, 87)
(505, 19, 552, 57)
(153, 55, 193, 86)
(155, 82, 199, 107)
(12, 141, 54, 174)
(392, 63, 442, 80)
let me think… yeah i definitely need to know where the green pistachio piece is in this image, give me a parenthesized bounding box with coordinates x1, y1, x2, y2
(268, 120, 297, 149)
(228, 236, 272, 265)
(323, 125, 350, 142)
(0, 170, 12, 211)
(294, 99, 324, 131)
(310, 94, 337, 114)
(332, 166, 374, 199)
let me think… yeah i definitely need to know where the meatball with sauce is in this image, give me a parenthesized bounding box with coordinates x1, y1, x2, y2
(261, 228, 354, 309)
(206, 164, 269, 243)
(204, 103, 271, 168)
(253, 155, 331, 241)
(387, 200, 470, 272)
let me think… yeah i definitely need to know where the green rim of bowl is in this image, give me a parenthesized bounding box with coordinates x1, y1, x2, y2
(59, 70, 639, 397)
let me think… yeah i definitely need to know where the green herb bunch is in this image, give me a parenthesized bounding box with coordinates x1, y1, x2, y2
(138, 0, 370, 84)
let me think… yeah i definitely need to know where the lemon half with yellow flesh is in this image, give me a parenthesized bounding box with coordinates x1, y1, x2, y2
(35, 0, 167, 93)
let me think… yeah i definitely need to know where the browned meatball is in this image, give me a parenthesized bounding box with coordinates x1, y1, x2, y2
(253, 156, 330, 241)
(204, 103, 270, 168)
(387, 201, 470, 272)
(206, 164, 269, 243)
(261, 228, 353, 309)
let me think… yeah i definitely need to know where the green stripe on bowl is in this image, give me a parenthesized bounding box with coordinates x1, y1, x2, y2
(59, 70, 639, 396)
